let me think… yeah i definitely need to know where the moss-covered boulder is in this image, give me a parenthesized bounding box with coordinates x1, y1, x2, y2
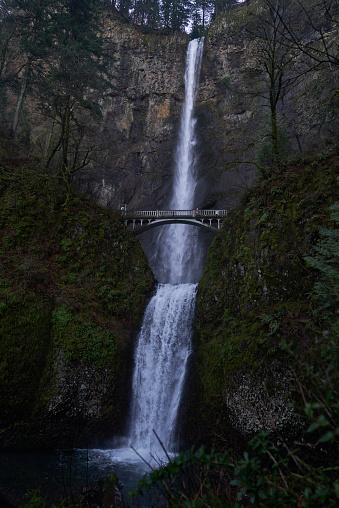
(0, 139, 155, 449)
(188, 148, 339, 447)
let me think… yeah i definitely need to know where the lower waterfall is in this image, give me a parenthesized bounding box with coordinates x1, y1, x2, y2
(128, 283, 197, 454)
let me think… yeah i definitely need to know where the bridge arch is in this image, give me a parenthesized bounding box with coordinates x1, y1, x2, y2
(127, 218, 221, 236)
(123, 209, 227, 235)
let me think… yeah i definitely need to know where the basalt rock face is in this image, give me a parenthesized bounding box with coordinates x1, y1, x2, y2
(77, 12, 189, 211)
(193, 0, 338, 212)
(0, 148, 155, 449)
(80, 2, 338, 216)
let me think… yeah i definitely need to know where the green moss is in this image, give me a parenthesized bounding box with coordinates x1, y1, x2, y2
(195, 149, 339, 408)
(0, 139, 155, 438)
(52, 304, 118, 370)
(0, 294, 52, 425)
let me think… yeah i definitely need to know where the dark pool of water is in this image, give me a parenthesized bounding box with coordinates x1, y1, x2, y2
(0, 447, 153, 506)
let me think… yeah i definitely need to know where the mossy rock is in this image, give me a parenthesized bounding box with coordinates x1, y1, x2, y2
(0, 140, 155, 448)
(0, 295, 52, 427)
(190, 149, 339, 442)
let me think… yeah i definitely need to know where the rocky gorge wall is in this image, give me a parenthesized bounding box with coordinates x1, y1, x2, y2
(185, 149, 339, 448)
(40, 2, 338, 448)
(0, 139, 155, 449)
(79, 2, 338, 217)
(77, 11, 189, 211)
(194, 0, 338, 210)
(1, 0, 338, 452)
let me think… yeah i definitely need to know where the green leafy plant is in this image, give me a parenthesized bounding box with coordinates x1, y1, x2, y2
(305, 200, 339, 334)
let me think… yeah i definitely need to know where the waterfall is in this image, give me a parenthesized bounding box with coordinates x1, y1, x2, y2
(128, 38, 204, 456)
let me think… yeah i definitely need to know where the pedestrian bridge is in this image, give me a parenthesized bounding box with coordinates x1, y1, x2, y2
(123, 209, 227, 235)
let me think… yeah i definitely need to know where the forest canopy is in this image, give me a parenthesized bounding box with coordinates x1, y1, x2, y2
(104, 0, 242, 33)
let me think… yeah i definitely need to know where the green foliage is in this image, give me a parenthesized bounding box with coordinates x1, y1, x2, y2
(134, 353, 339, 506)
(52, 304, 117, 369)
(1, 0, 110, 190)
(305, 199, 339, 333)
(24, 489, 47, 508)
(257, 115, 291, 172)
(61, 238, 72, 252)
(133, 446, 233, 507)
(220, 75, 231, 87)
(0, 137, 155, 441)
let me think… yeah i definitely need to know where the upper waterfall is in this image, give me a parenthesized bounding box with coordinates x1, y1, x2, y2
(152, 38, 205, 284)
(171, 38, 204, 211)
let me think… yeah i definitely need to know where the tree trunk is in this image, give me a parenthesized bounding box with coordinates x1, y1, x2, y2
(61, 100, 72, 179)
(11, 62, 30, 138)
(0, 29, 14, 81)
(271, 104, 281, 169)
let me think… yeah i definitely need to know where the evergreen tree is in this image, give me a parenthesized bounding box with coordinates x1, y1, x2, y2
(10, 0, 53, 137)
(161, 0, 192, 31)
(38, 0, 110, 195)
(190, 7, 203, 38)
(193, 0, 214, 31)
(132, 0, 160, 29)
(118, 0, 132, 17)
(161, 0, 172, 29)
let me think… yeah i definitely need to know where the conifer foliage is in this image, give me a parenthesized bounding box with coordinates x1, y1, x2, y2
(305, 198, 339, 336)
(0, 0, 109, 195)
(113, 0, 238, 33)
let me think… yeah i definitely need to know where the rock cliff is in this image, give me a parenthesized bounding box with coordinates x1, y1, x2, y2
(194, 0, 338, 210)
(79, 2, 338, 215)
(77, 11, 189, 211)
(186, 149, 339, 447)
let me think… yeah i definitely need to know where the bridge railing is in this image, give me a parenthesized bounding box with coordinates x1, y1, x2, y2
(199, 210, 227, 217)
(123, 209, 227, 218)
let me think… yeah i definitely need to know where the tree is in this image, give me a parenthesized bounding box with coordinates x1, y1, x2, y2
(258, 0, 292, 168)
(0, 0, 16, 83)
(118, 0, 132, 17)
(238, 0, 298, 172)
(273, 0, 339, 108)
(196, 0, 214, 31)
(0, 0, 19, 129)
(9, 0, 54, 137)
(131, 0, 161, 29)
(253, 0, 339, 170)
(277, 0, 339, 70)
(39, 0, 110, 196)
(160, 0, 192, 32)
(305, 199, 339, 332)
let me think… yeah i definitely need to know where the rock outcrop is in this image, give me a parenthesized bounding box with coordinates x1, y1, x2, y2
(77, 11, 189, 211)
(0, 146, 155, 449)
(78, 2, 338, 217)
(187, 150, 339, 446)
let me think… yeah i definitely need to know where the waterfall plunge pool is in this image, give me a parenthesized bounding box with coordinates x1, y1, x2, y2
(0, 447, 156, 506)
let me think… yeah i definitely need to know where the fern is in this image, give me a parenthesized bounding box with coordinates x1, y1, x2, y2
(305, 201, 339, 335)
